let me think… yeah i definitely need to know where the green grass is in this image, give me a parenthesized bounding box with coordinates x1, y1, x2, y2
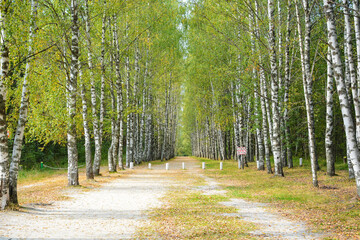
(195, 157, 360, 239)
(136, 164, 257, 240)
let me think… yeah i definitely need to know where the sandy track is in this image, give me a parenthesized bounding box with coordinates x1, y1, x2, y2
(0, 169, 171, 240)
(0, 157, 324, 239)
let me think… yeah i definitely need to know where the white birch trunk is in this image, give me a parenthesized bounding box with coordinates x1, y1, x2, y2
(354, 0, 360, 102)
(295, 0, 318, 186)
(268, 0, 283, 176)
(0, 0, 10, 210)
(326, 49, 335, 176)
(324, 0, 360, 197)
(84, 0, 101, 176)
(9, 0, 37, 204)
(343, 0, 360, 146)
(114, 17, 124, 171)
(249, 11, 264, 170)
(67, 0, 79, 186)
(79, 62, 94, 180)
(99, 0, 106, 170)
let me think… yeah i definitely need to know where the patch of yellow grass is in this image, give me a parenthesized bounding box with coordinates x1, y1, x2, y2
(136, 170, 257, 240)
(200, 158, 360, 239)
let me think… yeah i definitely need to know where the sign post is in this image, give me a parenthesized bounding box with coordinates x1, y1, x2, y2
(237, 147, 247, 169)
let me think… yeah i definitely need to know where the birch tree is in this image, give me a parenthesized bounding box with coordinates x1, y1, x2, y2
(268, 0, 283, 176)
(324, 0, 360, 197)
(9, 0, 38, 204)
(0, 0, 10, 210)
(67, 0, 80, 186)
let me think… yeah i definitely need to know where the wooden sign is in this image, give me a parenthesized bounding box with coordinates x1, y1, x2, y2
(237, 147, 247, 156)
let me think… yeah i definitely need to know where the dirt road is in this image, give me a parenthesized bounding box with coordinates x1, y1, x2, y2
(0, 157, 323, 239)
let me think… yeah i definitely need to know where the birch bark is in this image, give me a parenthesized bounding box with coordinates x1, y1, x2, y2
(0, 0, 10, 210)
(9, 0, 38, 204)
(326, 49, 335, 176)
(84, 0, 101, 176)
(284, 0, 293, 168)
(79, 62, 94, 180)
(324, 0, 360, 197)
(114, 17, 124, 171)
(67, 0, 80, 186)
(343, 0, 360, 146)
(295, 0, 318, 186)
(268, 0, 283, 176)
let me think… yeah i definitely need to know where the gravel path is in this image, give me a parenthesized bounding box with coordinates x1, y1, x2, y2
(0, 157, 324, 239)
(0, 170, 170, 240)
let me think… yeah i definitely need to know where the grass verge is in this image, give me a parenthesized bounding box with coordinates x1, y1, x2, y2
(198, 158, 360, 239)
(136, 167, 256, 240)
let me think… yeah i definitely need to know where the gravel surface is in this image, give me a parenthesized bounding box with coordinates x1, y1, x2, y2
(220, 198, 323, 239)
(0, 171, 170, 240)
(0, 157, 325, 239)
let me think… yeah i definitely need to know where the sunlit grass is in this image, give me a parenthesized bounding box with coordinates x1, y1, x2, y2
(136, 170, 257, 239)
(197, 157, 360, 239)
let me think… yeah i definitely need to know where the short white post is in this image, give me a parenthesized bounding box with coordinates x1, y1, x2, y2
(256, 161, 260, 169)
(166, 163, 169, 170)
(130, 162, 134, 169)
(220, 162, 223, 170)
(299, 158, 303, 167)
(202, 162, 206, 169)
(238, 160, 241, 169)
(182, 162, 185, 170)
(148, 163, 152, 169)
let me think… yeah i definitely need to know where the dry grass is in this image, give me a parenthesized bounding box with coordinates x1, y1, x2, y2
(136, 168, 257, 240)
(200, 158, 360, 240)
(17, 166, 130, 206)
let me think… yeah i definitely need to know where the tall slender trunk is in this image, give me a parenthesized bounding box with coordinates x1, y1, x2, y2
(161, 75, 169, 161)
(107, 18, 116, 169)
(268, 0, 283, 176)
(113, 17, 124, 171)
(99, 0, 106, 170)
(326, 49, 335, 176)
(324, 0, 360, 197)
(133, 46, 140, 163)
(79, 62, 94, 180)
(250, 11, 264, 170)
(354, 0, 360, 105)
(278, 0, 287, 167)
(231, 82, 240, 163)
(255, 1, 272, 173)
(295, 0, 318, 186)
(284, 0, 293, 168)
(84, 0, 101, 176)
(0, 0, 10, 210)
(344, 0, 360, 146)
(125, 55, 131, 166)
(67, 0, 80, 186)
(9, 0, 38, 204)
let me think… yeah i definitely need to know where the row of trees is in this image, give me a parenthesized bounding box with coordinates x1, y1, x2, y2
(0, 0, 184, 210)
(182, 0, 360, 197)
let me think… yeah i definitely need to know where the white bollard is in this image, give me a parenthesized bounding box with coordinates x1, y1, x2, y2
(182, 162, 185, 170)
(130, 162, 134, 169)
(148, 163, 152, 169)
(238, 160, 241, 169)
(220, 162, 223, 170)
(202, 162, 206, 170)
(299, 158, 303, 167)
(257, 161, 260, 169)
(166, 163, 169, 170)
